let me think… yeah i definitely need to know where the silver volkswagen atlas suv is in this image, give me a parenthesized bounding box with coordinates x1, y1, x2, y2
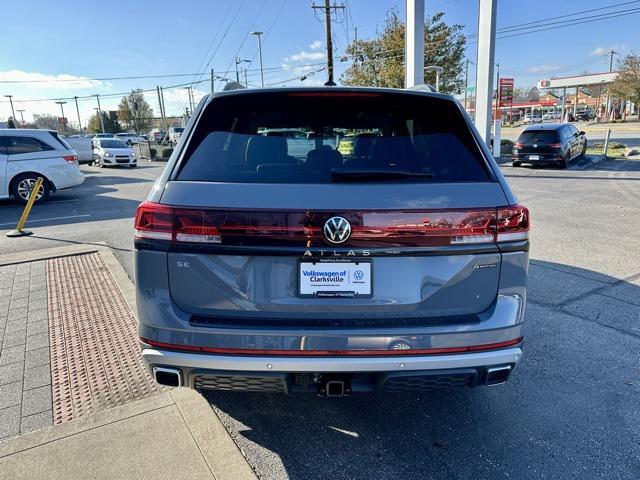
(134, 87, 529, 396)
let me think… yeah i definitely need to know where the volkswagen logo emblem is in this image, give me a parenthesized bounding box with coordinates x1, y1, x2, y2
(323, 216, 352, 244)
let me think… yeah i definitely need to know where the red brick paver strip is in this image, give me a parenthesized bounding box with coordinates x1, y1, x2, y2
(47, 253, 160, 424)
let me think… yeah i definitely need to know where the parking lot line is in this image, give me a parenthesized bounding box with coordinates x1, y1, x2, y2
(0, 199, 79, 209)
(0, 214, 90, 227)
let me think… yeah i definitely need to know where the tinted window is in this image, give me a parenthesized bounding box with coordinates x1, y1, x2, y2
(518, 130, 558, 144)
(5, 136, 54, 155)
(177, 91, 490, 183)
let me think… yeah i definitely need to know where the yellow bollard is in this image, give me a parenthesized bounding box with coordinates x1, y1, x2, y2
(6, 177, 44, 238)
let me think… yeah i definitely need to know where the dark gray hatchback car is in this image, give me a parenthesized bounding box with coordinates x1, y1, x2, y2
(135, 87, 529, 396)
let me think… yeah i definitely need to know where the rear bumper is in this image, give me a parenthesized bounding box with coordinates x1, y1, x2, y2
(141, 346, 522, 392)
(512, 153, 563, 163)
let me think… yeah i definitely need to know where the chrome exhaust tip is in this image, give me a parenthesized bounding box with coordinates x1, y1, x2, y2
(485, 365, 512, 386)
(153, 366, 183, 387)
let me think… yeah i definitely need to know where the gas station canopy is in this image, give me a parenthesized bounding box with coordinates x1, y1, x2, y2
(538, 72, 617, 89)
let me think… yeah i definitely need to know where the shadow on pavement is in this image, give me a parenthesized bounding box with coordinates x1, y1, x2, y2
(205, 261, 640, 480)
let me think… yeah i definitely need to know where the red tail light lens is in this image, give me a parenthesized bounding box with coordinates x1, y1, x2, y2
(549, 143, 563, 148)
(514, 142, 524, 149)
(496, 205, 529, 242)
(134, 202, 173, 241)
(63, 155, 78, 163)
(134, 203, 529, 246)
(135, 202, 221, 243)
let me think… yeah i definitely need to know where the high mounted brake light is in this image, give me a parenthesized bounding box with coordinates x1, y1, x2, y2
(134, 202, 529, 246)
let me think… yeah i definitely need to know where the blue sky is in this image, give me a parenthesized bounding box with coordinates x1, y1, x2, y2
(1, 0, 637, 126)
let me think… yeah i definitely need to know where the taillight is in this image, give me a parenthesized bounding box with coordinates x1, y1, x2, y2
(514, 142, 524, 149)
(134, 203, 529, 246)
(496, 205, 529, 242)
(63, 155, 77, 163)
(549, 143, 563, 148)
(134, 202, 221, 243)
(134, 202, 173, 241)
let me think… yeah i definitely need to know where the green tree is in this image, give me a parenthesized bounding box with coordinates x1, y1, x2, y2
(610, 53, 640, 119)
(341, 10, 466, 93)
(87, 111, 121, 133)
(117, 90, 153, 133)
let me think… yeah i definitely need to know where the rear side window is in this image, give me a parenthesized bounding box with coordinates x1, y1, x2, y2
(518, 130, 558, 144)
(177, 91, 491, 183)
(5, 136, 55, 155)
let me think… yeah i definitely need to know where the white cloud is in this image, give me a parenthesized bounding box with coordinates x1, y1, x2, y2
(0, 69, 106, 90)
(309, 40, 323, 50)
(590, 45, 625, 56)
(527, 64, 560, 73)
(284, 51, 325, 62)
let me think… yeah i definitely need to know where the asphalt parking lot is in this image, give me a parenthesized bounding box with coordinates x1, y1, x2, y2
(1, 157, 639, 479)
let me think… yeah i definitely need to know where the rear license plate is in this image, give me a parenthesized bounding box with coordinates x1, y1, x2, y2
(528, 155, 540, 161)
(298, 260, 372, 298)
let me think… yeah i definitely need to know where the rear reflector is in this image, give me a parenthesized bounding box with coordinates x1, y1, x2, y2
(134, 202, 529, 247)
(140, 336, 523, 356)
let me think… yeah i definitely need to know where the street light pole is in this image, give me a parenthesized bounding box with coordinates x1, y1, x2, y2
(94, 94, 105, 133)
(16, 109, 26, 127)
(55, 101, 67, 133)
(251, 31, 265, 87)
(74, 96, 83, 134)
(4, 95, 16, 123)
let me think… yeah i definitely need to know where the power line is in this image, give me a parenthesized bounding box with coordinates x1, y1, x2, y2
(467, 0, 640, 37)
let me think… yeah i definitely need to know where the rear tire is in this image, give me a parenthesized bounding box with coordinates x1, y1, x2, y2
(11, 173, 51, 205)
(558, 154, 568, 169)
(512, 161, 521, 167)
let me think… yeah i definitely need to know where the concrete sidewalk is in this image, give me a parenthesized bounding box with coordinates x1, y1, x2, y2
(0, 387, 256, 480)
(0, 244, 257, 480)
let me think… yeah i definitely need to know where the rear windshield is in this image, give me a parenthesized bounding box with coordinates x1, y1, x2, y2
(518, 130, 558, 144)
(177, 91, 491, 183)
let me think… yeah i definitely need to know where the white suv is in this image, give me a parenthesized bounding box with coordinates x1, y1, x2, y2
(0, 129, 84, 203)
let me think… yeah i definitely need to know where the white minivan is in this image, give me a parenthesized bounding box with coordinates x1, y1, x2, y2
(0, 129, 85, 203)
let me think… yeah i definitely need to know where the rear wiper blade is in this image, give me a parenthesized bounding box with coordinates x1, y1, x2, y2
(330, 168, 433, 181)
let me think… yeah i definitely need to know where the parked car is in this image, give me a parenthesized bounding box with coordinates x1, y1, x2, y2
(149, 129, 165, 143)
(575, 110, 595, 122)
(114, 133, 143, 146)
(135, 87, 529, 395)
(92, 138, 137, 168)
(0, 129, 84, 204)
(90, 133, 115, 149)
(522, 114, 542, 124)
(64, 135, 94, 164)
(512, 123, 587, 168)
(168, 127, 184, 143)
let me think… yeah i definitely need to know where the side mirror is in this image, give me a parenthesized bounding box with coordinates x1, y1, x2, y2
(579, 131, 586, 136)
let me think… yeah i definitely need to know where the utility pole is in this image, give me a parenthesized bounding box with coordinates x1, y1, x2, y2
(251, 31, 265, 87)
(605, 49, 615, 121)
(4, 95, 16, 123)
(312, 0, 344, 86)
(235, 58, 250, 83)
(463, 59, 474, 115)
(55, 101, 67, 133)
(211, 68, 215, 93)
(157, 86, 167, 133)
(244, 69, 248, 87)
(74, 96, 82, 134)
(94, 94, 105, 133)
(16, 109, 25, 127)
